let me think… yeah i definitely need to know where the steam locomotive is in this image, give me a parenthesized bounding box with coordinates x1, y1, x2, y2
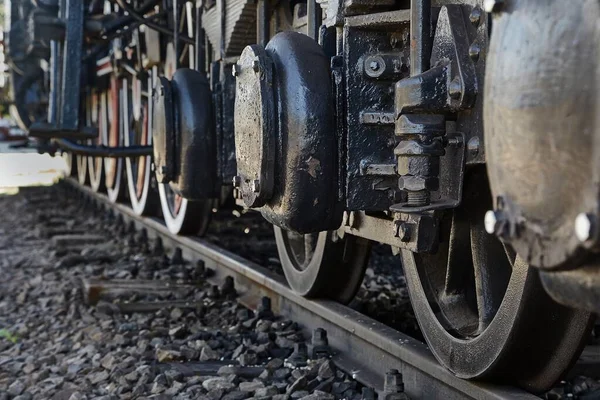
(4, 0, 598, 392)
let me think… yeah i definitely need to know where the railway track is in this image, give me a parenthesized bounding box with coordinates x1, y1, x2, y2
(64, 178, 540, 400)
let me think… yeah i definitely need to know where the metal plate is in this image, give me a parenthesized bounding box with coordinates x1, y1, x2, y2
(152, 76, 175, 184)
(234, 45, 275, 208)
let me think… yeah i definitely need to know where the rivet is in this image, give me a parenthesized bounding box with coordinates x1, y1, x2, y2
(252, 179, 260, 193)
(575, 213, 595, 242)
(483, 0, 504, 13)
(469, 6, 483, 26)
(484, 210, 498, 235)
(469, 43, 481, 61)
(448, 78, 462, 99)
(467, 136, 480, 156)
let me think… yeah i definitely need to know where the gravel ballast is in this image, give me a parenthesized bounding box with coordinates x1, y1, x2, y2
(0, 186, 370, 399)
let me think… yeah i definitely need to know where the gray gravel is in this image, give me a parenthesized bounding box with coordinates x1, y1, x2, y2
(0, 185, 371, 399)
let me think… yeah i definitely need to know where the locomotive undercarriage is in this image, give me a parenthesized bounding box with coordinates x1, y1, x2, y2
(4, 0, 598, 393)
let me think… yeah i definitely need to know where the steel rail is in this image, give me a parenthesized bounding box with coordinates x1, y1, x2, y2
(66, 178, 538, 400)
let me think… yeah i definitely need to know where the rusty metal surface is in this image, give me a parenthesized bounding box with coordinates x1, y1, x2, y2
(67, 178, 538, 400)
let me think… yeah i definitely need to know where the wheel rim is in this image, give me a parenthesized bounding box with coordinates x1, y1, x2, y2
(103, 76, 124, 203)
(124, 71, 157, 215)
(275, 228, 371, 304)
(280, 231, 320, 271)
(88, 92, 105, 192)
(76, 154, 88, 184)
(62, 151, 77, 177)
(401, 167, 593, 392)
(158, 183, 214, 235)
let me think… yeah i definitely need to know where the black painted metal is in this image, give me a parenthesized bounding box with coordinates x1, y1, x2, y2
(55, 139, 153, 157)
(152, 69, 217, 200)
(234, 32, 342, 233)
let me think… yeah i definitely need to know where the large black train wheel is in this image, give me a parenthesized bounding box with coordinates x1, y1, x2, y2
(275, 229, 371, 304)
(123, 72, 158, 216)
(401, 167, 593, 392)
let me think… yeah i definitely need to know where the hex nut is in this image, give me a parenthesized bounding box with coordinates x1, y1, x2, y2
(398, 175, 439, 191)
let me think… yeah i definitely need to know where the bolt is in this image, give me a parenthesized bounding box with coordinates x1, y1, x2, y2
(288, 342, 308, 367)
(469, 6, 483, 26)
(467, 136, 480, 156)
(220, 276, 236, 297)
(361, 388, 376, 400)
(469, 43, 481, 61)
(447, 136, 463, 147)
(257, 296, 274, 319)
(484, 0, 504, 13)
(448, 78, 462, 99)
(384, 369, 406, 395)
(252, 58, 260, 73)
(258, 296, 271, 312)
(484, 210, 499, 235)
(171, 247, 184, 265)
(364, 56, 385, 78)
(232, 64, 240, 77)
(232, 175, 241, 188)
(484, 209, 515, 239)
(575, 213, 595, 242)
(312, 328, 328, 345)
(394, 221, 411, 242)
(311, 328, 330, 359)
(252, 179, 260, 193)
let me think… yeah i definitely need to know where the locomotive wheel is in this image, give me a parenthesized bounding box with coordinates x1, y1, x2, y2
(274, 228, 371, 304)
(88, 92, 105, 192)
(103, 77, 125, 203)
(62, 151, 77, 178)
(158, 185, 214, 235)
(123, 73, 158, 216)
(76, 154, 88, 185)
(401, 167, 593, 392)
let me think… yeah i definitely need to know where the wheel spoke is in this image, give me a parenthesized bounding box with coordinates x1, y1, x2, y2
(470, 219, 511, 331)
(443, 210, 473, 297)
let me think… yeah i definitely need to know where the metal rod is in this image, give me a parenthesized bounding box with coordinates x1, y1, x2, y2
(173, 0, 180, 70)
(410, 0, 431, 76)
(59, 0, 84, 132)
(257, 0, 269, 46)
(55, 139, 153, 157)
(113, 0, 194, 44)
(307, 0, 321, 41)
(195, 2, 206, 72)
(48, 40, 60, 125)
